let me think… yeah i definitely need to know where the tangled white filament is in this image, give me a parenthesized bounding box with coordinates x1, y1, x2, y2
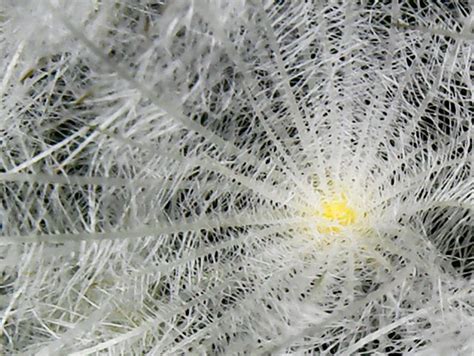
(0, 0, 473, 354)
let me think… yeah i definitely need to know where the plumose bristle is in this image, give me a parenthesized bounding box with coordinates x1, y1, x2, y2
(0, 1, 472, 354)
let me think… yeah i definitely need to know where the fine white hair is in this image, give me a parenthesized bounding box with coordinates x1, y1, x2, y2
(0, 1, 472, 354)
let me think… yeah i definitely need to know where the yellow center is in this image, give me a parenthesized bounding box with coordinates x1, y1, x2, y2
(317, 196, 357, 233)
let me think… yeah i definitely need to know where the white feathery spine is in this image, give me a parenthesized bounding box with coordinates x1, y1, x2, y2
(0, 0, 472, 354)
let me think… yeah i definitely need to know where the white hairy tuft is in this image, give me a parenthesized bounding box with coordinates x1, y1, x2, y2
(0, 1, 472, 354)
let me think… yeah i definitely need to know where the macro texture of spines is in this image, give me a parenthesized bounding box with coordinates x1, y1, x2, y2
(0, 0, 472, 354)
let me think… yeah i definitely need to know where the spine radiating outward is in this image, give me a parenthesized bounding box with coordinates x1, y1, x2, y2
(0, 1, 472, 354)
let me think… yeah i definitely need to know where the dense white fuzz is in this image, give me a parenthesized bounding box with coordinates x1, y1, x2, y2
(0, 1, 472, 354)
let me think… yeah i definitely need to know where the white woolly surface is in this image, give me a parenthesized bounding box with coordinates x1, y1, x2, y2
(0, 1, 472, 355)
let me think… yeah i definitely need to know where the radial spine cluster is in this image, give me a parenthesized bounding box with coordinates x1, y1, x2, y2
(0, 0, 473, 354)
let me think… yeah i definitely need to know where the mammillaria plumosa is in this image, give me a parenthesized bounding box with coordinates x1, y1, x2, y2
(0, 1, 472, 354)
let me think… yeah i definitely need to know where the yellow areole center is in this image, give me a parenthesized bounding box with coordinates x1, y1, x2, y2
(318, 196, 357, 233)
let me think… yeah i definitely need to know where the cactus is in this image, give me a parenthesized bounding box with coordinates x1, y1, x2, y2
(0, 1, 472, 354)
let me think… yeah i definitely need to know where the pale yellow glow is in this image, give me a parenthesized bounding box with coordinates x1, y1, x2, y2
(317, 194, 357, 233)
